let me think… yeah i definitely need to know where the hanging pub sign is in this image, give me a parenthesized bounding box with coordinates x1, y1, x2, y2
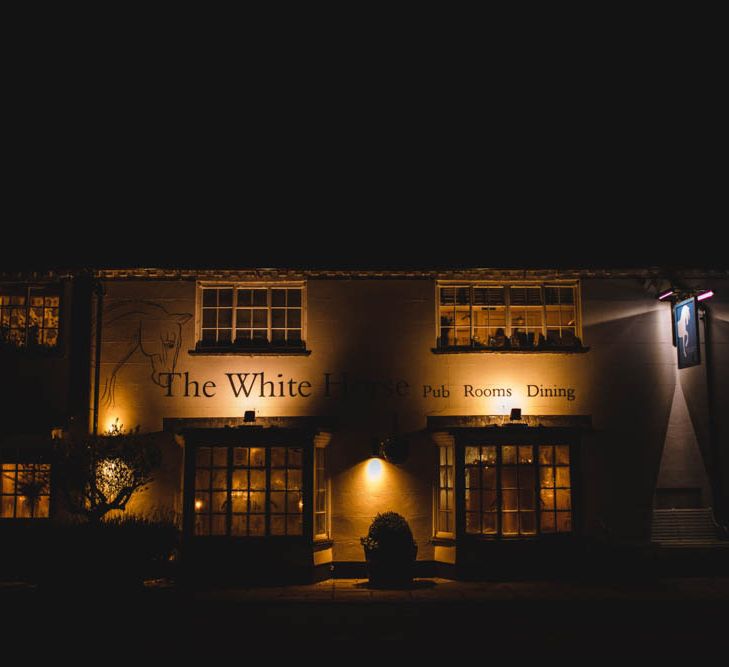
(674, 297, 700, 368)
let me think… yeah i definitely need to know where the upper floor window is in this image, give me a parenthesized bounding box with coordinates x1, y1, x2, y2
(0, 287, 60, 349)
(437, 283, 581, 351)
(196, 284, 305, 352)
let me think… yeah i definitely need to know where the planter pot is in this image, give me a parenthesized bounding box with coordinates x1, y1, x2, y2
(364, 544, 417, 588)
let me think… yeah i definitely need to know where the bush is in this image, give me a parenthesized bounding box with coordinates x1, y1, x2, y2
(360, 511, 417, 553)
(361, 512, 417, 588)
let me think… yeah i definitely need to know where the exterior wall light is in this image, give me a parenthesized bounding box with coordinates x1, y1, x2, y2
(366, 458, 384, 482)
(697, 290, 714, 302)
(510, 408, 522, 421)
(373, 435, 409, 464)
(658, 288, 675, 301)
(243, 410, 256, 423)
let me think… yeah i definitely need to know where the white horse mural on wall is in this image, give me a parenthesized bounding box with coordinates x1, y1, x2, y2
(101, 300, 192, 408)
(677, 304, 691, 358)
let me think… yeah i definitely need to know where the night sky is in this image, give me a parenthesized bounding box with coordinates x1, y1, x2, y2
(5, 40, 725, 273)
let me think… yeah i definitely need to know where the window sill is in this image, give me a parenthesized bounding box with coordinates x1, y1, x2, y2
(431, 535, 456, 546)
(189, 347, 311, 357)
(431, 346, 589, 355)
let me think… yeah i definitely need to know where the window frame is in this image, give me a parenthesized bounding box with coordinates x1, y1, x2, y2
(0, 448, 53, 521)
(313, 444, 330, 541)
(434, 281, 583, 352)
(194, 281, 307, 353)
(452, 433, 579, 541)
(434, 442, 455, 539)
(0, 284, 62, 351)
(183, 429, 317, 541)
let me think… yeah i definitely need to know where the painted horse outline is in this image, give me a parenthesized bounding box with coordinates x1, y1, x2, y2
(101, 300, 192, 408)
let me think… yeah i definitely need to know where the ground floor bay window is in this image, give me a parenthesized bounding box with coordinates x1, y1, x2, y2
(183, 428, 329, 542)
(465, 444, 572, 536)
(435, 438, 576, 540)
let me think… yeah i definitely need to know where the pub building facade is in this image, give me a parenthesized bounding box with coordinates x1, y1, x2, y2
(1, 267, 728, 580)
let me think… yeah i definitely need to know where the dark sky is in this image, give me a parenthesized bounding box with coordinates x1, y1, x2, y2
(5, 38, 726, 273)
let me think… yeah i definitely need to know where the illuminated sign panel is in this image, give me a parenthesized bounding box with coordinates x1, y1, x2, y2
(674, 297, 700, 369)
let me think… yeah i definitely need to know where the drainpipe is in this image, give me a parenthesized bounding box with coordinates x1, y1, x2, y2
(91, 281, 104, 436)
(701, 303, 727, 534)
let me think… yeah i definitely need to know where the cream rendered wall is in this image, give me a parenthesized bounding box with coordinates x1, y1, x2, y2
(95, 276, 721, 553)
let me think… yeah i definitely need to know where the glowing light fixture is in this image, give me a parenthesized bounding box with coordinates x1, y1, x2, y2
(366, 458, 383, 482)
(697, 290, 714, 302)
(194, 499, 203, 510)
(658, 288, 675, 301)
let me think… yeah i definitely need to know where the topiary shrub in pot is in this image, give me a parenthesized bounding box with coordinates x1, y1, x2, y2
(360, 511, 418, 588)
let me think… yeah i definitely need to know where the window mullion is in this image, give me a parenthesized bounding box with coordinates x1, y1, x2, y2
(469, 285, 474, 348)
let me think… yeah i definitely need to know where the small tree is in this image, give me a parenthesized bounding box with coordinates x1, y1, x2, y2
(56, 422, 162, 524)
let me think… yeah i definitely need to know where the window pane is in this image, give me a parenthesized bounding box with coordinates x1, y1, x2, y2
(269, 491, 285, 513)
(250, 448, 265, 467)
(231, 515, 247, 536)
(541, 512, 556, 533)
(466, 512, 480, 534)
(287, 515, 303, 535)
(231, 492, 246, 513)
(252, 289, 267, 306)
(556, 512, 572, 532)
(556, 467, 571, 487)
(502, 513, 518, 535)
(231, 469, 247, 490)
(502, 490, 518, 511)
(271, 470, 286, 490)
(195, 469, 211, 490)
(212, 492, 227, 512)
(288, 448, 302, 467)
(271, 309, 285, 328)
(502, 446, 516, 464)
(556, 489, 572, 510)
(519, 489, 535, 510)
(482, 513, 497, 534)
(539, 446, 554, 465)
(288, 289, 302, 307)
(212, 469, 227, 489)
(465, 447, 480, 465)
(271, 289, 286, 307)
(465, 489, 480, 513)
(465, 467, 480, 489)
(211, 515, 226, 535)
(218, 309, 232, 328)
(252, 309, 267, 328)
(556, 446, 570, 465)
(195, 515, 210, 536)
(481, 466, 496, 488)
(540, 467, 554, 488)
(218, 289, 233, 307)
(501, 467, 517, 488)
(249, 515, 265, 536)
(287, 469, 302, 490)
(233, 448, 249, 466)
(518, 446, 534, 464)
(519, 467, 535, 490)
(249, 470, 266, 490)
(286, 493, 301, 513)
(271, 448, 286, 468)
(202, 309, 216, 328)
(520, 512, 536, 535)
(213, 448, 227, 467)
(249, 492, 266, 513)
(288, 309, 301, 329)
(202, 290, 217, 307)
(271, 515, 286, 536)
(237, 289, 252, 306)
(540, 489, 555, 510)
